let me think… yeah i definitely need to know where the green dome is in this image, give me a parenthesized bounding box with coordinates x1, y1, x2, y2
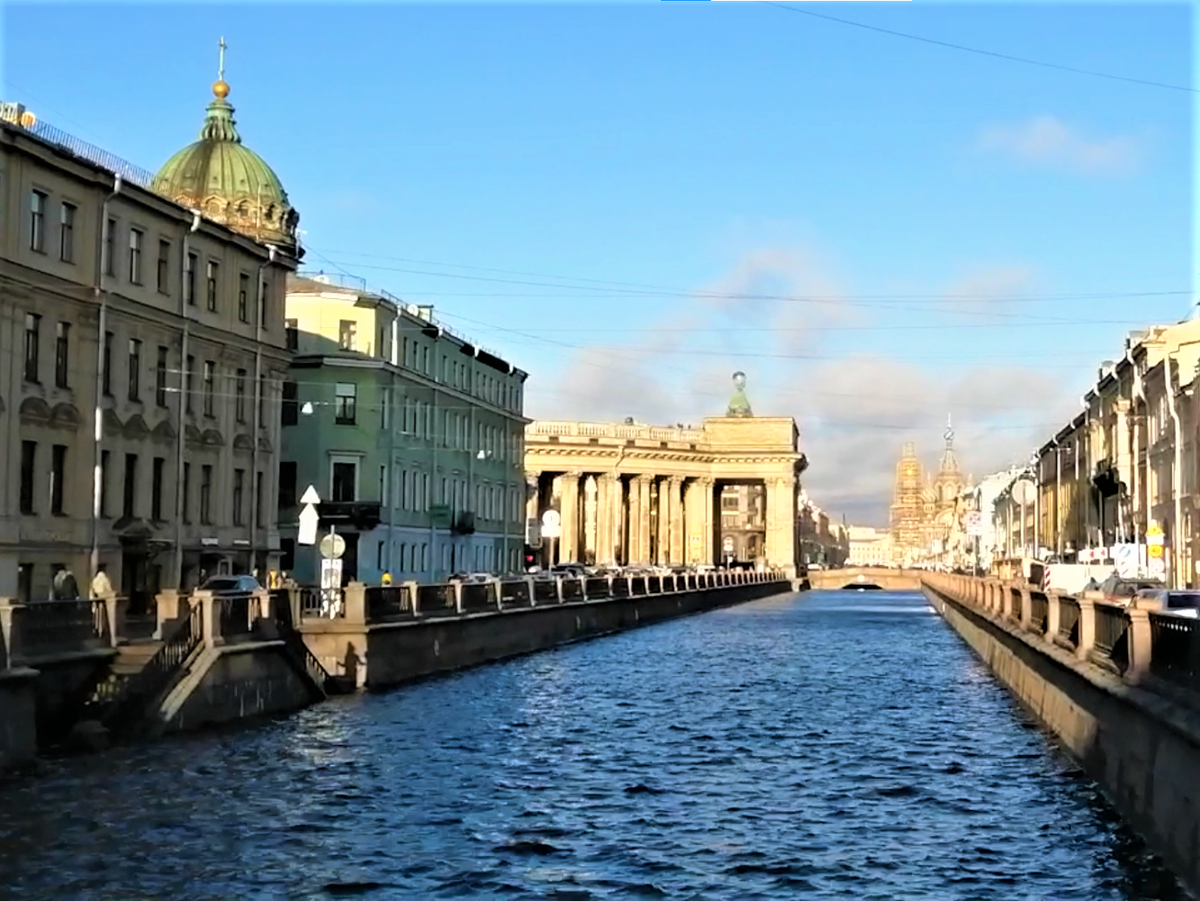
(152, 82, 299, 251)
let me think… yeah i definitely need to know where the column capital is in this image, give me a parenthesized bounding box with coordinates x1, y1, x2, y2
(598, 471, 617, 484)
(635, 473, 654, 484)
(668, 474, 685, 487)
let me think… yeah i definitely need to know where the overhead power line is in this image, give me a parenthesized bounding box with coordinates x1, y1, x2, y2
(762, 1, 1196, 94)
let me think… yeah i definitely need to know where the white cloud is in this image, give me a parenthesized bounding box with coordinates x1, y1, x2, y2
(524, 248, 1076, 527)
(978, 115, 1141, 176)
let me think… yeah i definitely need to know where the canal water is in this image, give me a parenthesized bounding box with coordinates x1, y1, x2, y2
(0, 590, 1187, 900)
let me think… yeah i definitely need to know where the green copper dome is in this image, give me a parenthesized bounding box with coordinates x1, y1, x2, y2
(152, 48, 299, 251)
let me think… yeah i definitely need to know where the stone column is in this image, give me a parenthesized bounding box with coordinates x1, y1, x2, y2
(637, 474, 654, 565)
(613, 476, 627, 565)
(525, 471, 541, 532)
(700, 478, 714, 565)
(583, 475, 598, 565)
(559, 471, 581, 564)
(656, 480, 670, 565)
(767, 477, 797, 575)
(596, 474, 614, 565)
(669, 476, 685, 564)
(683, 479, 701, 564)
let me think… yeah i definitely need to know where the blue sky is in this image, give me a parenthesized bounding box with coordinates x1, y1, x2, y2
(3, 2, 1191, 522)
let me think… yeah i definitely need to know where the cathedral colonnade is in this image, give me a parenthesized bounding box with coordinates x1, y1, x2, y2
(523, 413, 807, 574)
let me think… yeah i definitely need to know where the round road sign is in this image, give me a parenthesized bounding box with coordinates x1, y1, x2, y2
(542, 509, 561, 529)
(319, 532, 346, 559)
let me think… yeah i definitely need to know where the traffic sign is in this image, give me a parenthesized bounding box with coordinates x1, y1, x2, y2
(1012, 479, 1037, 507)
(542, 510, 560, 528)
(723, 536, 734, 552)
(965, 511, 983, 537)
(298, 484, 321, 546)
(320, 532, 346, 559)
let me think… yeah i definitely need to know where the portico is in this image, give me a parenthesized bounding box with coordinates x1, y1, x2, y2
(524, 388, 807, 575)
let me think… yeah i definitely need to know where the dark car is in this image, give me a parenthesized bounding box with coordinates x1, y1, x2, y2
(200, 574, 261, 595)
(1134, 588, 1200, 617)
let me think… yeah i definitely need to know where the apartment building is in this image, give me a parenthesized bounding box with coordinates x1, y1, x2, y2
(278, 274, 530, 585)
(0, 80, 298, 601)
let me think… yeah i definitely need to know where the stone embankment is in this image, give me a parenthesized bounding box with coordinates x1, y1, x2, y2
(1, 570, 790, 775)
(923, 573, 1200, 896)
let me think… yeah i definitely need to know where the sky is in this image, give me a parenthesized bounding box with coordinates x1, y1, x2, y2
(2, 1, 1192, 524)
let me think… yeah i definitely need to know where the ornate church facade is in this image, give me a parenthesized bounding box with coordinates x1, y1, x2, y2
(888, 421, 972, 566)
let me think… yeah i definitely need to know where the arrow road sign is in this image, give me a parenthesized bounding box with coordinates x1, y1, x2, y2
(298, 484, 321, 546)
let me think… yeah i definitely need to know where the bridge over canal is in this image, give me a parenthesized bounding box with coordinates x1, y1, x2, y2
(804, 566, 922, 592)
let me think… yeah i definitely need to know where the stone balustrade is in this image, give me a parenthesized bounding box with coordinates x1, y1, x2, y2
(922, 572, 1191, 688)
(278, 568, 784, 627)
(0, 597, 113, 668)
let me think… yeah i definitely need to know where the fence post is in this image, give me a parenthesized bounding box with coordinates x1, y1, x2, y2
(579, 575, 588, 601)
(556, 576, 565, 604)
(154, 589, 183, 639)
(526, 576, 537, 607)
(453, 582, 464, 615)
(1075, 597, 1097, 662)
(404, 581, 421, 617)
(606, 574, 615, 598)
(1019, 586, 1032, 631)
(1046, 591, 1061, 642)
(197, 591, 218, 649)
(490, 577, 503, 609)
(0, 599, 17, 668)
(343, 582, 368, 624)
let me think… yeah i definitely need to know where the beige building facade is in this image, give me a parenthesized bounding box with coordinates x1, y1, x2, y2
(0, 64, 299, 602)
(846, 526, 893, 567)
(523, 383, 807, 574)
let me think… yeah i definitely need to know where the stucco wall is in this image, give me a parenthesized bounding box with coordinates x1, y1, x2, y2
(303, 580, 790, 690)
(924, 585, 1200, 896)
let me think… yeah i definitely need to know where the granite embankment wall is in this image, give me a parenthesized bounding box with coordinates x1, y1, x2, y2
(923, 574, 1200, 896)
(302, 578, 792, 690)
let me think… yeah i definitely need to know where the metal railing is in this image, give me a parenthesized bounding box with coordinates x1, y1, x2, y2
(1029, 591, 1049, 635)
(1093, 602, 1130, 672)
(218, 593, 255, 640)
(1058, 597, 1081, 649)
(1148, 613, 1200, 688)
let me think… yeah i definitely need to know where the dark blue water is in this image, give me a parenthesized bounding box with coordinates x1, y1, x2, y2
(0, 590, 1187, 899)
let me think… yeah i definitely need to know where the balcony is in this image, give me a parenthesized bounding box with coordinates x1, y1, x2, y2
(316, 501, 383, 531)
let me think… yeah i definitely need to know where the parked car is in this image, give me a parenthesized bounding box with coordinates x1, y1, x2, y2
(1090, 574, 1163, 605)
(1134, 588, 1200, 617)
(199, 574, 261, 595)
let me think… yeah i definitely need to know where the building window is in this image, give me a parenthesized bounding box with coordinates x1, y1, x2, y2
(233, 469, 245, 526)
(59, 202, 76, 263)
(152, 457, 165, 521)
(338, 320, 357, 351)
(205, 260, 219, 311)
(185, 356, 195, 414)
(200, 465, 213, 524)
(19, 441, 36, 514)
(54, 322, 70, 388)
(202, 360, 215, 417)
(255, 471, 265, 529)
(155, 346, 168, 407)
(157, 240, 171, 294)
(238, 273, 250, 323)
(128, 339, 142, 401)
(128, 228, 144, 283)
(23, 313, 40, 383)
(182, 463, 191, 523)
(334, 383, 357, 425)
(281, 381, 298, 426)
(102, 331, 113, 396)
(104, 217, 116, 276)
(100, 450, 110, 517)
(123, 453, 137, 518)
(332, 461, 356, 502)
(235, 369, 247, 422)
(50, 445, 66, 515)
(285, 319, 298, 350)
(185, 252, 197, 305)
(279, 462, 297, 509)
(30, 190, 46, 252)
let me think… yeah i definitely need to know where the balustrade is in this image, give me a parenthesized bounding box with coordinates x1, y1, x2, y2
(924, 573, 1200, 694)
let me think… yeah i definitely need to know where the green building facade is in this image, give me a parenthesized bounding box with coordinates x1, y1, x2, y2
(279, 274, 529, 585)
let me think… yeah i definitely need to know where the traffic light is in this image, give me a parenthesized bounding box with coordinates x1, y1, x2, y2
(523, 545, 536, 568)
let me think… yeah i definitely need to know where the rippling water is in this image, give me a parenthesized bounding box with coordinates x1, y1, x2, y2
(0, 590, 1188, 899)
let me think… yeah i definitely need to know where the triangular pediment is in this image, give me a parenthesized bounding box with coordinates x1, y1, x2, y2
(124, 414, 151, 440)
(152, 419, 177, 443)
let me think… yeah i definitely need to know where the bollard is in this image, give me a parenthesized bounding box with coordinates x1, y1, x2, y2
(453, 581, 464, 615)
(404, 580, 421, 616)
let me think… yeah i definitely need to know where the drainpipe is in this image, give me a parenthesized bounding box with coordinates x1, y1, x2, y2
(385, 314, 398, 576)
(172, 211, 202, 589)
(1165, 358, 1183, 588)
(1054, 441, 1062, 557)
(249, 245, 277, 576)
(90, 174, 123, 582)
(1130, 349, 1146, 575)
